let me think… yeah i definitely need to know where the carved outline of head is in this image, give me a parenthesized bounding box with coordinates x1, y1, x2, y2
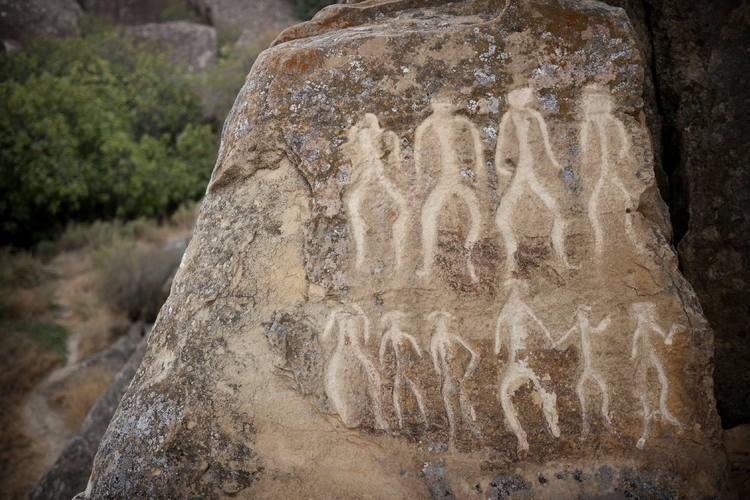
(430, 97, 456, 114)
(582, 84, 614, 115)
(629, 302, 656, 317)
(576, 304, 593, 316)
(504, 278, 530, 295)
(427, 310, 454, 326)
(381, 310, 405, 327)
(508, 87, 535, 110)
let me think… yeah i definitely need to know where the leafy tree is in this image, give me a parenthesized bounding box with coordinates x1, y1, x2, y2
(0, 27, 218, 246)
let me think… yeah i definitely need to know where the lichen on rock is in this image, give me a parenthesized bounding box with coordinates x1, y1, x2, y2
(83, 1, 726, 497)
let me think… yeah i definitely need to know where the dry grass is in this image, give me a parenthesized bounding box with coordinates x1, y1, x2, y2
(0, 330, 64, 498)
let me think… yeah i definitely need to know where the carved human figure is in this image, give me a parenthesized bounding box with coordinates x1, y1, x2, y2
(427, 311, 482, 445)
(379, 311, 428, 428)
(579, 84, 640, 258)
(629, 302, 684, 449)
(416, 99, 485, 283)
(495, 279, 560, 451)
(554, 305, 612, 436)
(495, 87, 571, 276)
(322, 305, 389, 430)
(344, 113, 409, 271)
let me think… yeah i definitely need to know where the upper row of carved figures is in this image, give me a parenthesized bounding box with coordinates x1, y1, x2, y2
(343, 85, 644, 280)
(321, 280, 684, 453)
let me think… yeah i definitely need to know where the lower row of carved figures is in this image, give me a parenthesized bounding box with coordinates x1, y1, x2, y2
(346, 85, 640, 281)
(322, 284, 683, 452)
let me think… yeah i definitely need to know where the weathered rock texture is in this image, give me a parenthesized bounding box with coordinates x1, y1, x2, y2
(85, 1, 726, 497)
(0, 0, 81, 42)
(192, 0, 299, 48)
(124, 21, 218, 71)
(32, 325, 148, 500)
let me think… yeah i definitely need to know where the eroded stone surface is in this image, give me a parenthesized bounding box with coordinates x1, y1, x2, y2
(85, 1, 725, 497)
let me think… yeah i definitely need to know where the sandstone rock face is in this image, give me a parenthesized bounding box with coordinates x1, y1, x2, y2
(85, 1, 725, 497)
(0, 0, 81, 42)
(124, 21, 218, 71)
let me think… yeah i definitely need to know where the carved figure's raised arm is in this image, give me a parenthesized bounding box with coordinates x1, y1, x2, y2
(379, 333, 391, 367)
(494, 112, 514, 177)
(454, 334, 480, 379)
(631, 326, 642, 360)
(429, 335, 442, 376)
(531, 109, 563, 172)
(384, 130, 402, 171)
(413, 119, 433, 184)
(553, 321, 578, 349)
(525, 303, 553, 342)
(494, 310, 510, 355)
(594, 316, 611, 334)
(322, 310, 342, 341)
(352, 304, 371, 343)
(666, 323, 685, 346)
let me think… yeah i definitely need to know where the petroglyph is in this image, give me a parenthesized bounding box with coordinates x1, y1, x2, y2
(495, 88, 572, 276)
(322, 306, 389, 430)
(379, 311, 428, 428)
(428, 311, 482, 445)
(344, 113, 410, 271)
(580, 85, 639, 258)
(416, 99, 485, 282)
(495, 280, 560, 451)
(554, 305, 612, 436)
(629, 302, 684, 449)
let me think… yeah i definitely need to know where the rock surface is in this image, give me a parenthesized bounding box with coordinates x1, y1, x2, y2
(0, 0, 81, 42)
(32, 325, 149, 500)
(84, 1, 725, 497)
(192, 0, 299, 48)
(124, 21, 218, 71)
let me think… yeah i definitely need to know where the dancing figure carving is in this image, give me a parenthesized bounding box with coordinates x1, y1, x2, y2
(495, 279, 560, 451)
(554, 305, 612, 436)
(379, 311, 428, 428)
(416, 99, 485, 282)
(344, 113, 409, 271)
(428, 311, 482, 446)
(322, 305, 389, 430)
(629, 302, 683, 449)
(579, 84, 640, 258)
(495, 88, 571, 276)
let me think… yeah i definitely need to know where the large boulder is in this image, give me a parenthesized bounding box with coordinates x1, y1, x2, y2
(0, 0, 81, 42)
(191, 0, 299, 48)
(31, 326, 149, 500)
(83, 0, 726, 497)
(124, 21, 218, 71)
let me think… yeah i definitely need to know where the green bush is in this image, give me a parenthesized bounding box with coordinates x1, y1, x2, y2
(0, 320, 68, 359)
(0, 27, 218, 247)
(291, 0, 339, 20)
(95, 239, 183, 322)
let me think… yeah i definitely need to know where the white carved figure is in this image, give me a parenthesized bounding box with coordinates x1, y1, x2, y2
(494, 87, 572, 276)
(554, 305, 612, 436)
(322, 306, 389, 430)
(495, 279, 560, 451)
(344, 113, 410, 271)
(427, 311, 482, 445)
(416, 99, 485, 283)
(580, 84, 639, 258)
(629, 302, 684, 449)
(379, 311, 428, 429)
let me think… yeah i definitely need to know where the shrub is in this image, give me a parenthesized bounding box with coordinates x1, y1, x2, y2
(95, 239, 183, 322)
(0, 26, 218, 247)
(291, 0, 340, 20)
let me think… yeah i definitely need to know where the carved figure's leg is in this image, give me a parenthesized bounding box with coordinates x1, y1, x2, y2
(419, 188, 447, 279)
(456, 185, 482, 282)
